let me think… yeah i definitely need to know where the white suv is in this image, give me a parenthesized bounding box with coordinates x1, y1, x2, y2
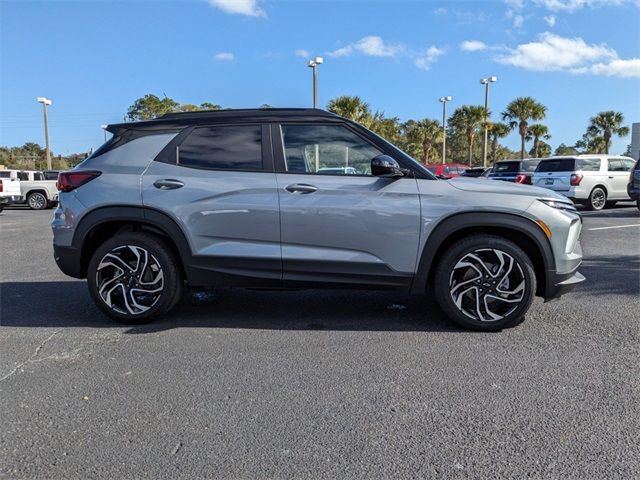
(532, 155, 635, 210)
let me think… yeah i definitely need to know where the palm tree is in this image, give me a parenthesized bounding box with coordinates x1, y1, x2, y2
(404, 119, 442, 164)
(502, 97, 547, 159)
(448, 105, 487, 165)
(586, 111, 629, 154)
(526, 124, 551, 158)
(488, 122, 511, 163)
(326, 96, 372, 125)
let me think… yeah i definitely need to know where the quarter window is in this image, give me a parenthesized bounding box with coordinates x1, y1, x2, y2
(177, 125, 262, 171)
(280, 124, 382, 175)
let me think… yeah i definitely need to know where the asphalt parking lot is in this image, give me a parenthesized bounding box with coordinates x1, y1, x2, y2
(1, 205, 639, 479)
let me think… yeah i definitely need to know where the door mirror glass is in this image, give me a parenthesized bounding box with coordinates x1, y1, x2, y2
(371, 155, 404, 178)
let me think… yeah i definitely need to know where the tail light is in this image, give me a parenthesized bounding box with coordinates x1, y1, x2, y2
(570, 174, 583, 186)
(57, 171, 101, 193)
(515, 174, 530, 184)
(0, 180, 3, 193)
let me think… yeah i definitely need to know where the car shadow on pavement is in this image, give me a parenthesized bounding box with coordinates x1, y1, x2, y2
(575, 255, 640, 297)
(0, 281, 463, 333)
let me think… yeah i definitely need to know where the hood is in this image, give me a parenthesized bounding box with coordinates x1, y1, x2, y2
(446, 177, 568, 201)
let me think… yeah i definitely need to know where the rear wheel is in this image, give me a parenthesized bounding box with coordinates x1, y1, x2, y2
(27, 192, 48, 210)
(586, 187, 606, 211)
(434, 235, 536, 331)
(87, 233, 183, 323)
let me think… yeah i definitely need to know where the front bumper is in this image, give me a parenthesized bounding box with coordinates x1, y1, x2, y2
(627, 184, 639, 201)
(544, 269, 585, 301)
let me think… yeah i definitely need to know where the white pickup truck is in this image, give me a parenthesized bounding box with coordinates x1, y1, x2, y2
(0, 175, 22, 213)
(0, 170, 59, 210)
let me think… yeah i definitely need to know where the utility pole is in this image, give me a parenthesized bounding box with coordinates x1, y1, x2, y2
(307, 57, 323, 108)
(37, 97, 53, 170)
(439, 96, 452, 164)
(480, 76, 497, 168)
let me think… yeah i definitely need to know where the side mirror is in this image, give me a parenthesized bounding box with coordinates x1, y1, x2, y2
(371, 155, 404, 178)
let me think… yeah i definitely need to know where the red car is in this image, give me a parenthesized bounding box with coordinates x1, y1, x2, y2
(425, 163, 469, 179)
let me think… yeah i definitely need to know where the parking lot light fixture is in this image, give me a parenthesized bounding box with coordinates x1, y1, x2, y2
(307, 57, 323, 108)
(480, 76, 497, 168)
(37, 97, 53, 170)
(439, 96, 452, 164)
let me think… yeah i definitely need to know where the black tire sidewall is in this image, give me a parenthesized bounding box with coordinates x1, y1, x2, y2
(587, 187, 606, 211)
(87, 233, 182, 323)
(434, 235, 536, 331)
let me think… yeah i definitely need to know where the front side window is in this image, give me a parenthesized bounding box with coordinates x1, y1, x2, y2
(622, 159, 635, 171)
(280, 124, 382, 175)
(178, 125, 262, 171)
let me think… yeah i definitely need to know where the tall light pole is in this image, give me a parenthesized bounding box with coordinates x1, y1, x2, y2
(37, 97, 52, 170)
(307, 56, 323, 108)
(439, 96, 452, 164)
(480, 76, 497, 168)
(100, 124, 108, 143)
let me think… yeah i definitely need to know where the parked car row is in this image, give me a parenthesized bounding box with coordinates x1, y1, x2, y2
(0, 169, 60, 211)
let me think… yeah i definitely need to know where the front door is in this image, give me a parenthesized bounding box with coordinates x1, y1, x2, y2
(607, 158, 631, 199)
(142, 124, 282, 286)
(273, 123, 421, 289)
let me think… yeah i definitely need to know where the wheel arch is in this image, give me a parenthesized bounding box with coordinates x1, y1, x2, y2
(26, 189, 49, 199)
(72, 206, 193, 280)
(412, 212, 555, 297)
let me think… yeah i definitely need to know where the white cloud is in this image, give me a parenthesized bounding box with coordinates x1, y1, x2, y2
(433, 7, 448, 15)
(414, 46, 445, 70)
(208, 0, 265, 17)
(544, 14, 557, 26)
(533, 0, 634, 12)
(214, 52, 235, 61)
(295, 49, 310, 58)
(512, 14, 524, 27)
(589, 58, 640, 77)
(496, 32, 638, 77)
(460, 40, 488, 52)
(328, 36, 404, 58)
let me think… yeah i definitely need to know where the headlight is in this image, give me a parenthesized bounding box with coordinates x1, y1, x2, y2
(538, 198, 577, 212)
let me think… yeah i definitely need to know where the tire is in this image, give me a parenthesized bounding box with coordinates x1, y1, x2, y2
(433, 234, 536, 331)
(87, 233, 183, 324)
(27, 192, 48, 210)
(585, 187, 606, 211)
(637, 198, 640, 211)
(0, 205, 4, 213)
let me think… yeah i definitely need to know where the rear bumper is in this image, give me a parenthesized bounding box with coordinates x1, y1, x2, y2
(0, 195, 23, 205)
(53, 244, 83, 279)
(544, 269, 585, 301)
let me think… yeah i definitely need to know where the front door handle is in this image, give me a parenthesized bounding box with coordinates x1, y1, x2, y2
(153, 179, 184, 190)
(285, 183, 318, 194)
(608, 176, 614, 179)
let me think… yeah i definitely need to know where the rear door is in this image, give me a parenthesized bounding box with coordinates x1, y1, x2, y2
(607, 158, 632, 199)
(142, 124, 282, 286)
(273, 122, 421, 289)
(533, 158, 576, 191)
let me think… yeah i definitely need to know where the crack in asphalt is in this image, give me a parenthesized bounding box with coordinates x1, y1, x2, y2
(0, 329, 62, 382)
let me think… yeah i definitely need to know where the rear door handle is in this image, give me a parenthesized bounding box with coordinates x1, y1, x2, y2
(153, 179, 184, 190)
(608, 176, 614, 179)
(285, 183, 318, 194)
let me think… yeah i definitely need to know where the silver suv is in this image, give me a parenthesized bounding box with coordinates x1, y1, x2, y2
(52, 108, 584, 331)
(532, 155, 635, 210)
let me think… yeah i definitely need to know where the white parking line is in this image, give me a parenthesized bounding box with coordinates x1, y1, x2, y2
(588, 224, 640, 231)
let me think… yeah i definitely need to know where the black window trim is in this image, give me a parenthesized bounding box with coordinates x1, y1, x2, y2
(271, 121, 423, 178)
(153, 123, 274, 173)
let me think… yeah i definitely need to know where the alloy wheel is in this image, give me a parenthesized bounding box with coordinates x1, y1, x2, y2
(95, 245, 164, 315)
(449, 248, 525, 322)
(591, 189, 606, 210)
(28, 193, 47, 210)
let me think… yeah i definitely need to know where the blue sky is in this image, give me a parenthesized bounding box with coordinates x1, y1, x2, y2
(1, 0, 639, 156)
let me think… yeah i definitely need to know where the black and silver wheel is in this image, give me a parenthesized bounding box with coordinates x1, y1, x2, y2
(27, 192, 48, 210)
(434, 235, 536, 331)
(87, 233, 183, 323)
(586, 187, 606, 211)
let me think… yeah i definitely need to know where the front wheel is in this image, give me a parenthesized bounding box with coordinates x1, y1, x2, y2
(87, 233, 183, 323)
(434, 235, 536, 331)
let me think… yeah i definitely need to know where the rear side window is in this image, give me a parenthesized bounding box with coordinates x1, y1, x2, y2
(17, 171, 29, 181)
(536, 158, 576, 172)
(34, 172, 44, 181)
(178, 125, 262, 171)
(576, 158, 601, 171)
